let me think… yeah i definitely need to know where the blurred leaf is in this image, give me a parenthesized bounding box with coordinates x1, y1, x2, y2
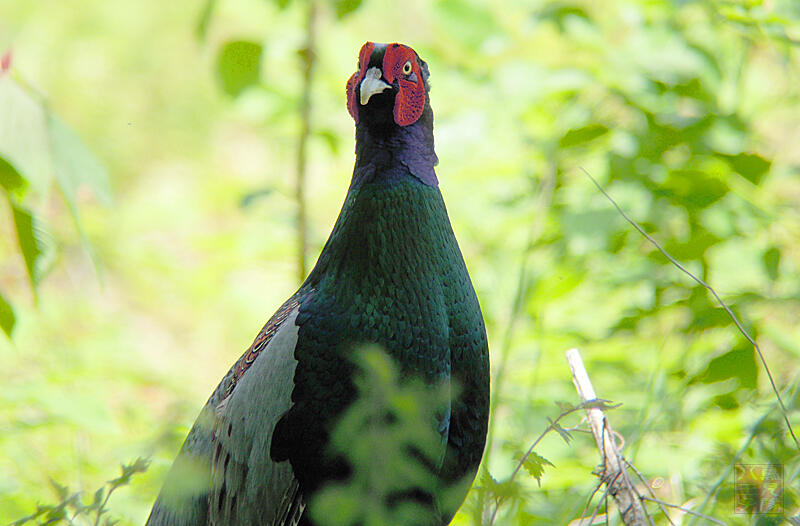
(48, 113, 112, 206)
(0, 78, 51, 193)
(0, 290, 14, 336)
(537, 2, 591, 31)
(11, 201, 54, 290)
(695, 346, 757, 389)
(216, 40, 263, 97)
(657, 170, 729, 209)
(275, 0, 291, 8)
(0, 156, 27, 194)
(663, 229, 720, 261)
(48, 478, 69, 501)
(435, 0, 498, 48)
(558, 124, 608, 148)
(196, 0, 216, 40)
(716, 152, 771, 185)
(316, 128, 340, 154)
(333, 0, 363, 18)
(762, 247, 780, 281)
(548, 417, 573, 444)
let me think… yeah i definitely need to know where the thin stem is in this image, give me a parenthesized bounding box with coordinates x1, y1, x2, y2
(640, 497, 728, 526)
(295, 0, 317, 283)
(582, 167, 799, 451)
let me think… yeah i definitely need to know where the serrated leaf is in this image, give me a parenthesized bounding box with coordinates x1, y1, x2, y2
(48, 478, 70, 501)
(93, 487, 105, 507)
(516, 451, 554, 486)
(0, 290, 14, 336)
(558, 124, 608, 148)
(555, 401, 575, 413)
(11, 201, 54, 290)
(549, 417, 573, 444)
(334, 0, 363, 18)
(216, 40, 263, 97)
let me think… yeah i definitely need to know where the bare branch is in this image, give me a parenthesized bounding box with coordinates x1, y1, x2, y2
(566, 348, 648, 525)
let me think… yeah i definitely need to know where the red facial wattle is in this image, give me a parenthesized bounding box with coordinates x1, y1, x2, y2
(346, 42, 375, 123)
(382, 43, 426, 127)
(346, 42, 427, 127)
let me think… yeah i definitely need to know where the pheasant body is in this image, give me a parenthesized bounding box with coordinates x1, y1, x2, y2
(146, 42, 489, 526)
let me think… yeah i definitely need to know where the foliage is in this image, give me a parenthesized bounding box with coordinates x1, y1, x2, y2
(0, 61, 110, 337)
(311, 347, 449, 526)
(10, 458, 149, 526)
(1, 0, 799, 524)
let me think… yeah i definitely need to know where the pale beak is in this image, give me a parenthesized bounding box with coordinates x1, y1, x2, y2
(360, 67, 391, 105)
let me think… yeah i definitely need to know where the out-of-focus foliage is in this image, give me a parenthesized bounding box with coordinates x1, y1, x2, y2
(10, 458, 149, 526)
(1, 0, 799, 524)
(311, 347, 448, 526)
(0, 64, 111, 337)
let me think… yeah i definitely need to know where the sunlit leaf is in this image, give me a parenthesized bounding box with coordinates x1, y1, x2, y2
(515, 451, 553, 486)
(216, 40, 263, 97)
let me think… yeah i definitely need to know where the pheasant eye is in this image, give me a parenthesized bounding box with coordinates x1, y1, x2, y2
(402, 60, 412, 75)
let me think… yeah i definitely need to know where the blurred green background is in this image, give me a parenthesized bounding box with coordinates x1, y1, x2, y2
(1, 0, 799, 524)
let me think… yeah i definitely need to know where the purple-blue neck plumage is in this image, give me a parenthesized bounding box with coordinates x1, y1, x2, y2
(352, 107, 438, 187)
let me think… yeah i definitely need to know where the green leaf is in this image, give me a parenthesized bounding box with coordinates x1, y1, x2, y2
(763, 247, 780, 281)
(11, 201, 54, 290)
(558, 124, 609, 148)
(0, 78, 52, 193)
(696, 346, 757, 389)
(0, 156, 27, 194)
(0, 290, 14, 336)
(334, 0, 363, 18)
(516, 451, 553, 486)
(716, 152, 771, 185)
(216, 40, 263, 97)
(274, 0, 291, 8)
